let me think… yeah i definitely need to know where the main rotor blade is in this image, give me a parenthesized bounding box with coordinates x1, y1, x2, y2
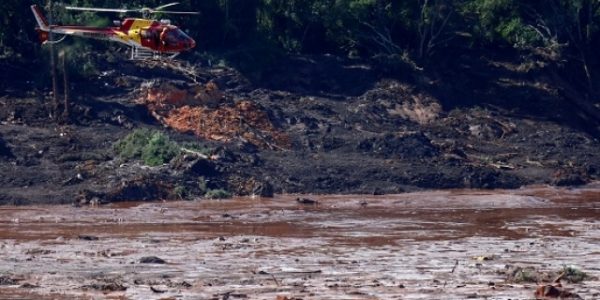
(66, 6, 132, 13)
(151, 10, 200, 15)
(154, 2, 180, 11)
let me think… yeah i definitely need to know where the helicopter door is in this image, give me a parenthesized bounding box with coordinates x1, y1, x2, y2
(140, 29, 151, 39)
(140, 29, 157, 48)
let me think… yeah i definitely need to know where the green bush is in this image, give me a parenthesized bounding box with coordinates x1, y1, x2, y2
(141, 131, 180, 166)
(114, 129, 180, 166)
(172, 185, 188, 200)
(205, 189, 232, 199)
(114, 128, 152, 160)
(562, 266, 588, 283)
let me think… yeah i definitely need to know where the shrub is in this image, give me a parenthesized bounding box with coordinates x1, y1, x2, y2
(141, 131, 180, 166)
(562, 266, 588, 283)
(172, 185, 188, 200)
(114, 129, 180, 166)
(205, 189, 232, 199)
(114, 128, 152, 160)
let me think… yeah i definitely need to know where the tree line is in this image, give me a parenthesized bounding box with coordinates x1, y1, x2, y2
(1, 1, 599, 84)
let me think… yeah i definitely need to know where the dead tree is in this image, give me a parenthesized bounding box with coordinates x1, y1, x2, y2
(545, 0, 600, 93)
(47, 0, 59, 121)
(60, 50, 70, 122)
(417, 0, 454, 60)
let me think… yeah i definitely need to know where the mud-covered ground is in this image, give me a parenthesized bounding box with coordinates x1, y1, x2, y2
(0, 185, 599, 299)
(1, 54, 600, 204)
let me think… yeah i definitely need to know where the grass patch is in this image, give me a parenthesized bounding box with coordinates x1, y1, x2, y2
(114, 129, 180, 166)
(205, 189, 232, 199)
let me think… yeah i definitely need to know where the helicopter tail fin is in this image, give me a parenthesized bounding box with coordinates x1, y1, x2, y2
(31, 5, 50, 32)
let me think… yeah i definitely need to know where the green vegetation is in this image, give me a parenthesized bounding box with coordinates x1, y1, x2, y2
(140, 131, 180, 166)
(507, 266, 539, 283)
(198, 176, 208, 195)
(561, 266, 588, 283)
(114, 128, 180, 166)
(2, 1, 599, 65)
(114, 131, 226, 199)
(2, 0, 600, 107)
(172, 185, 188, 199)
(205, 188, 232, 199)
(512, 268, 537, 283)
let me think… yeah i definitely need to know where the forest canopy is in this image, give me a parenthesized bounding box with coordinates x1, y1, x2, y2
(1, 0, 600, 82)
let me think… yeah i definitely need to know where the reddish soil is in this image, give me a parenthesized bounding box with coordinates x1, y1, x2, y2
(0, 184, 599, 299)
(139, 81, 290, 149)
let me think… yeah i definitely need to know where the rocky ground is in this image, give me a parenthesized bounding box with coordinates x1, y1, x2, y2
(1, 53, 600, 204)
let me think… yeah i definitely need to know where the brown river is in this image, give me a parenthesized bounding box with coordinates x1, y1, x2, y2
(1, 184, 599, 299)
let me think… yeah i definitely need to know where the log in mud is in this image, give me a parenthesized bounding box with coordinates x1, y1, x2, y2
(1, 184, 599, 299)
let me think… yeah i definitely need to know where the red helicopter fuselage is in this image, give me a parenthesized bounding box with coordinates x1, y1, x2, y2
(31, 5, 196, 54)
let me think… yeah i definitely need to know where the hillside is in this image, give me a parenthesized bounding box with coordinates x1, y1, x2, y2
(1, 51, 599, 204)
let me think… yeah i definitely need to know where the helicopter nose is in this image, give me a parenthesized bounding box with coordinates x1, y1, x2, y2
(189, 38, 196, 49)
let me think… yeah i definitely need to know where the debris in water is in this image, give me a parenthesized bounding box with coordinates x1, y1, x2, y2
(0, 276, 18, 285)
(139, 256, 167, 264)
(19, 283, 39, 289)
(296, 197, 318, 205)
(472, 255, 496, 261)
(82, 282, 127, 292)
(78, 235, 99, 241)
(150, 285, 168, 293)
(534, 283, 582, 299)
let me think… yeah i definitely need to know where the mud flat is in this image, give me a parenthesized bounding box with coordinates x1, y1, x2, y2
(0, 184, 599, 299)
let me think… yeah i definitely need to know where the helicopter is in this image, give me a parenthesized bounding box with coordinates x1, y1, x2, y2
(30, 3, 198, 59)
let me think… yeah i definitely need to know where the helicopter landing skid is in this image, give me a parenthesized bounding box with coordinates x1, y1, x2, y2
(136, 56, 205, 83)
(130, 47, 179, 60)
(42, 35, 67, 46)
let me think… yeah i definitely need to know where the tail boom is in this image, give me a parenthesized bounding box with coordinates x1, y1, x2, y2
(31, 5, 49, 31)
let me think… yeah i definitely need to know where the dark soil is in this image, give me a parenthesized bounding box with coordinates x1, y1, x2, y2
(1, 53, 599, 204)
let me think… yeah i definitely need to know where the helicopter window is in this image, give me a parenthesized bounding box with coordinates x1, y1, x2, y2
(177, 29, 191, 40)
(164, 30, 183, 45)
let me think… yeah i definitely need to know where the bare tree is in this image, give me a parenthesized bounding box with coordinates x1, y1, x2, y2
(547, 0, 600, 92)
(360, 0, 403, 57)
(48, 0, 59, 121)
(60, 50, 70, 123)
(417, 0, 454, 60)
(361, 22, 402, 56)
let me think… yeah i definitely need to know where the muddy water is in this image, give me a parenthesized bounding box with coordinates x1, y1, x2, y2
(0, 185, 599, 299)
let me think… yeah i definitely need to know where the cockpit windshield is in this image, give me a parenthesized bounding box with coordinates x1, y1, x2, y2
(164, 28, 190, 46)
